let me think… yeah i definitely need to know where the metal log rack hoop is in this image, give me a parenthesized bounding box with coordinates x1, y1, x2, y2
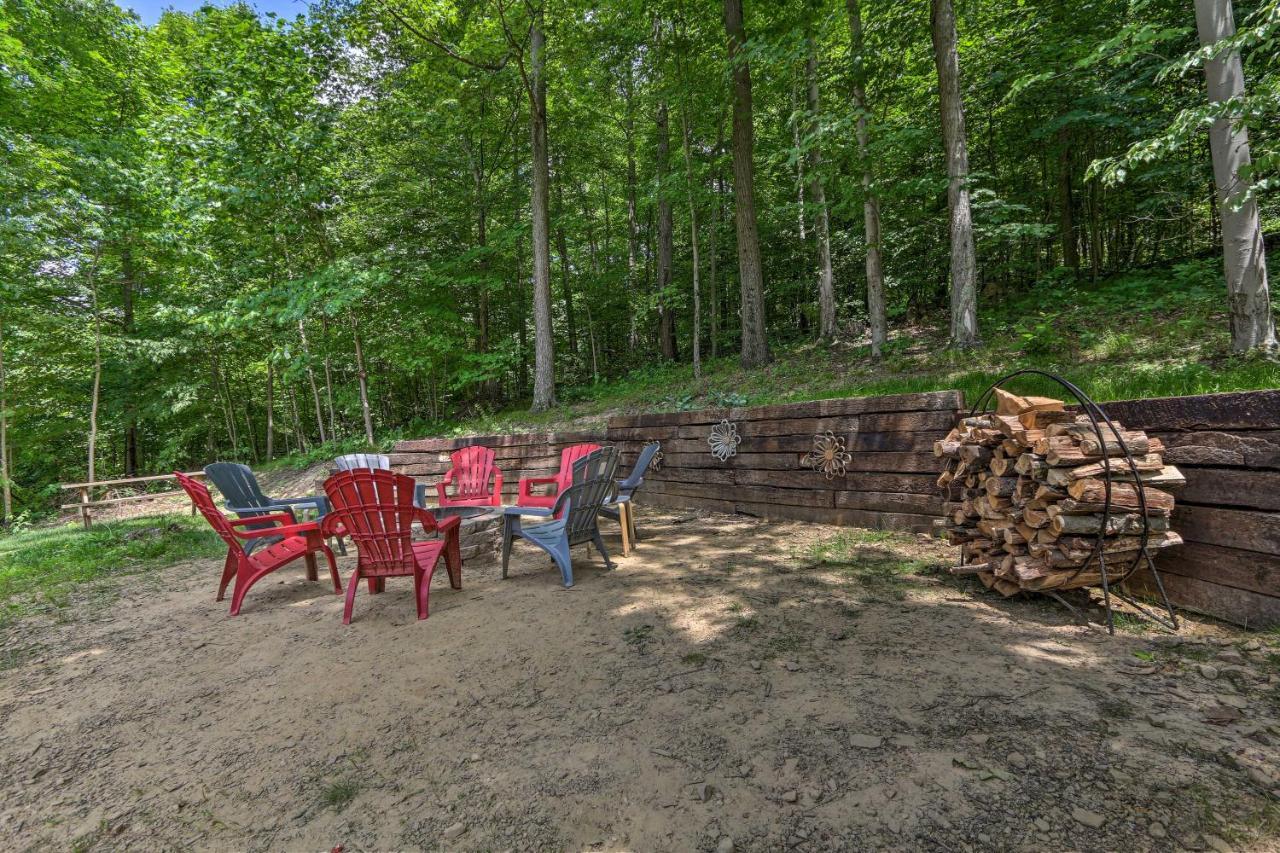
(956, 369, 1178, 635)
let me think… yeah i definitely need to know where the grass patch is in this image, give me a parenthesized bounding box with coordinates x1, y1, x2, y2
(0, 514, 222, 626)
(803, 532, 934, 601)
(320, 779, 361, 811)
(680, 651, 708, 666)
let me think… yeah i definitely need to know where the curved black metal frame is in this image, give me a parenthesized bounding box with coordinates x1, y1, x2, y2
(957, 369, 1178, 634)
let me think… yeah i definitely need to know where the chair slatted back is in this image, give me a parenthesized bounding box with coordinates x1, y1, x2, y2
(176, 471, 246, 558)
(324, 469, 432, 577)
(556, 443, 602, 491)
(451, 446, 497, 500)
(334, 453, 391, 472)
(204, 461, 270, 510)
(556, 447, 618, 545)
(618, 442, 661, 496)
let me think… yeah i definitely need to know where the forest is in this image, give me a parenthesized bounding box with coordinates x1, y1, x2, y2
(1, 0, 1278, 523)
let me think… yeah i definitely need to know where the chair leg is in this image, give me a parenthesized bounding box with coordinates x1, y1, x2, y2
(342, 567, 362, 624)
(304, 552, 319, 582)
(619, 505, 631, 557)
(592, 530, 615, 571)
(550, 538, 574, 588)
(414, 564, 431, 620)
(501, 518, 515, 579)
(320, 545, 341, 594)
(444, 532, 462, 590)
(629, 504, 639, 543)
(217, 550, 237, 601)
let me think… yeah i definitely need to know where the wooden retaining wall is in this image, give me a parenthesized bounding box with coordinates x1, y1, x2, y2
(390, 387, 1280, 628)
(1097, 390, 1280, 629)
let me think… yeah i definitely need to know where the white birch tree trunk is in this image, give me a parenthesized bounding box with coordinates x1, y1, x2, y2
(529, 13, 557, 410)
(805, 31, 837, 342)
(848, 0, 887, 357)
(1195, 0, 1277, 354)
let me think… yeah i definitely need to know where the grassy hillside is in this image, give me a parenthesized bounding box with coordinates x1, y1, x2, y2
(268, 258, 1278, 467)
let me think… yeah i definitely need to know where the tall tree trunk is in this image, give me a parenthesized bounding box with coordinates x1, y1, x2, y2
(265, 361, 274, 461)
(848, 0, 887, 358)
(296, 318, 328, 444)
(212, 352, 237, 453)
(656, 98, 678, 361)
(350, 312, 375, 444)
(288, 385, 309, 452)
(711, 121, 725, 359)
(723, 0, 771, 368)
(320, 315, 337, 440)
(930, 0, 979, 347)
(804, 28, 837, 342)
(0, 316, 11, 523)
(87, 256, 103, 484)
(624, 60, 642, 351)
(529, 12, 557, 411)
(1058, 131, 1079, 272)
(1195, 0, 1277, 354)
(553, 162, 578, 362)
(121, 243, 139, 476)
(678, 83, 703, 379)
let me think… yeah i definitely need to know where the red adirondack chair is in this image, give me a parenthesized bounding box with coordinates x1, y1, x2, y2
(517, 442, 602, 509)
(321, 468, 463, 624)
(175, 471, 341, 616)
(437, 445, 503, 507)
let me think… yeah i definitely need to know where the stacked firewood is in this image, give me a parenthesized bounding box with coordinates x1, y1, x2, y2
(936, 389, 1184, 597)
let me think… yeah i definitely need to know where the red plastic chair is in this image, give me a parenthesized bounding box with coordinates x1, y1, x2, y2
(437, 445, 503, 508)
(175, 471, 341, 616)
(321, 468, 463, 624)
(517, 443, 601, 509)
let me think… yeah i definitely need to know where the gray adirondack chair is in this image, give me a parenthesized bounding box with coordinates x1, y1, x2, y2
(501, 446, 619, 588)
(203, 462, 333, 555)
(332, 453, 430, 507)
(600, 442, 660, 556)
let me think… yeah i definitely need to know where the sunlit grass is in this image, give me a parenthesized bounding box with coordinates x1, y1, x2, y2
(0, 514, 222, 625)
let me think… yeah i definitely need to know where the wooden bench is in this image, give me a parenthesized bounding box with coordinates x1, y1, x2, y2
(59, 472, 206, 529)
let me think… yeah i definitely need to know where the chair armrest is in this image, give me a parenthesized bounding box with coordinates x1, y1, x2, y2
(504, 505, 553, 518)
(320, 513, 346, 539)
(436, 515, 461, 537)
(265, 496, 323, 508)
(239, 521, 321, 539)
(492, 468, 504, 501)
(228, 513, 296, 529)
(226, 503, 297, 522)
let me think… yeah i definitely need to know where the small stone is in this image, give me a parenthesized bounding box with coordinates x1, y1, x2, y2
(716, 837, 735, 853)
(1149, 821, 1167, 839)
(1198, 663, 1220, 680)
(782, 661, 800, 672)
(849, 734, 883, 749)
(1071, 808, 1105, 829)
(690, 782, 714, 802)
(749, 660, 761, 671)
(1217, 650, 1245, 665)
(1146, 713, 1167, 728)
(1241, 639, 1261, 652)
(1006, 752, 1028, 769)
(1034, 818, 1051, 833)
(1203, 834, 1234, 853)
(442, 822, 466, 840)
(782, 790, 799, 804)
(1216, 693, 1248, 709)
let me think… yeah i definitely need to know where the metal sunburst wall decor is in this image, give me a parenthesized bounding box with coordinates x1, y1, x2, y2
(708, 419, 742, 462)
(649, 446, 664, 471)
(803, 431, 852, 480)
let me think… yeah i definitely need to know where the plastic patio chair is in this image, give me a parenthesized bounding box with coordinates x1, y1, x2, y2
(334, 453, 391, 471)
(321, 468, 463, 624)
(332, 453, 434, 508)
(600, 442, 661, 557)
(501, 447, 619, 588)
(437, 445, 503, 508)
(203, 461, 332, 554)
(516, 442, 601, 509)
(175, 471, 341, 616)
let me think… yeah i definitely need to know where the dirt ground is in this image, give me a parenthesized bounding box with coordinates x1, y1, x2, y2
(2, 509, 1279, 852)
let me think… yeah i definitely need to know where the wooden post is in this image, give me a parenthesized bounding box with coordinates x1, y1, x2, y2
(79, 486, 92, 530)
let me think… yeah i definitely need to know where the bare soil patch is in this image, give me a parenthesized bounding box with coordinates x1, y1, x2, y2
(2, 511, 1278, 851)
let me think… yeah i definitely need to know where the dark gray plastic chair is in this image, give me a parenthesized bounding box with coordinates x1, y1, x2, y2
(600, 442, 660, 556)
(332, 453, 431, 507)
(501, 447, 619, 588)
(203, 462, 332, 555)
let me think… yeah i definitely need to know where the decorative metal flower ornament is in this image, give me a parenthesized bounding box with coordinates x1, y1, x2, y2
(802, 431, 852, 480)
(708, 420, 742, 462)
(649, 446, 664, 472)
